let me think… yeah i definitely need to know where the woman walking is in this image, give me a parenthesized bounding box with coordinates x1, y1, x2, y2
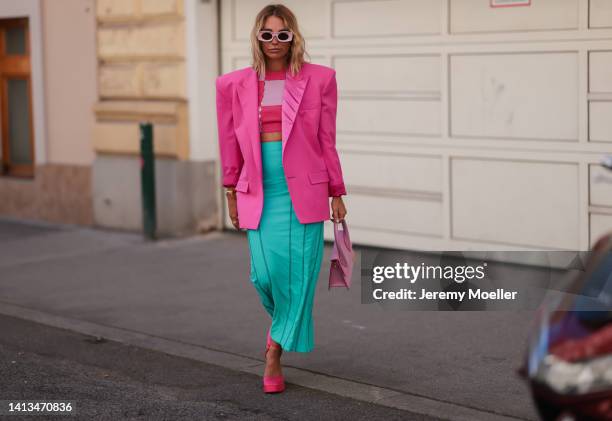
(215, 4, 347, 393)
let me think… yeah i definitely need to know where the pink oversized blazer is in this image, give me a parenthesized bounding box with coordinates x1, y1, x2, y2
(215, 62, 347, 230)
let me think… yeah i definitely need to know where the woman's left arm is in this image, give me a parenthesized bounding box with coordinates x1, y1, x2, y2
(319, 70, 348, 222)
(318, 70, 347, 198)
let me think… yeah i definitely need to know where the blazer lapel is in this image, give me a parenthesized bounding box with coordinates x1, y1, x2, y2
(282, 69, 309, 158)
(236, 66, 310, 177)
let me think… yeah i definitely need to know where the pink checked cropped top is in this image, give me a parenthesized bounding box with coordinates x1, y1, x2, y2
(258, 68, 286, 134)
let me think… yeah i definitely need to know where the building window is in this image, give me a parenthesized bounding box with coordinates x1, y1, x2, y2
(0, 17, 33, 178)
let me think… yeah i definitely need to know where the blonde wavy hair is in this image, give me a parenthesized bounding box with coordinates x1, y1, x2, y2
(250, 4, 311, 79)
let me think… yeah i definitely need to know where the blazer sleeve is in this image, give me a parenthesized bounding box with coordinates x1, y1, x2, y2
(318, 70, 347, 197)
(215, 76, 244, 188)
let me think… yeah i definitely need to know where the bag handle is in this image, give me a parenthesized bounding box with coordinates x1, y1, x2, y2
(333, 219, 352, 252)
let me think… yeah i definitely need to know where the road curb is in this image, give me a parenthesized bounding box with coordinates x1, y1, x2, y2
(0, 301, 527, 421)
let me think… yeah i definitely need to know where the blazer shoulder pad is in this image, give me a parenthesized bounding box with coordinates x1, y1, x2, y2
(216, 66, 252, 89)
(303, 62, 335, 78)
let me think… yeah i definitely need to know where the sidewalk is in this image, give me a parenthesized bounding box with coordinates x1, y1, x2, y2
(0, 217, 538, 421)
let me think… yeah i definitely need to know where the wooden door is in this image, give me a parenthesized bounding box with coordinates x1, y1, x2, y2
(0, 17, 33, 177)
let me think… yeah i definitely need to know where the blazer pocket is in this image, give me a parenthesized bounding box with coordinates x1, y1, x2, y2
(308, 169, 330, 184)
(236, 179, 249, 192)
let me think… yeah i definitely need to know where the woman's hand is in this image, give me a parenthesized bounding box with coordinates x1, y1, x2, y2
(226, 189, 240, 229)
(330, 196, 347, 223)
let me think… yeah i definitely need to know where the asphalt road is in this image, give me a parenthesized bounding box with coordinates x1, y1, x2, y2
(0, 314, 440, 420)
(0, 217, 537, 420)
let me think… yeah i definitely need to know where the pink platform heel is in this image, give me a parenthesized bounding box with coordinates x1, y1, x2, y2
(263, 328, 285, 393)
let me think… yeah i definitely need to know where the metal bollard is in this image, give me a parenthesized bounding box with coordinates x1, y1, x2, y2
(140, 122, 157, 240)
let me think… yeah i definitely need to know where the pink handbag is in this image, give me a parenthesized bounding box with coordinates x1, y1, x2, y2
(329, 219, 355, 290)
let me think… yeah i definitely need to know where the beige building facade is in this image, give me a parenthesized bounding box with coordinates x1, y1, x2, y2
(0, 0, 611, 251)
(93, 0, 218, 236)
(0, 0, 96, 225)
(0, 0, 220, 236)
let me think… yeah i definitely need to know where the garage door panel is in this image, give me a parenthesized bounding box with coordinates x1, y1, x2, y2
(589, 101, 612, 143)
(335, 55, 441, 93)
(339, 98, 440, 136)
(450, 52, 578, 141)
(590, 164, 612, 207)
(333, 0, 443, 37)
(451, 158, 580, 249)
(342, 152, 442, 193)
(348, 193, 443, 237)
(590, 0, 612, 28)
(450, 0, 579, 33)
(589, 51, 612, 93)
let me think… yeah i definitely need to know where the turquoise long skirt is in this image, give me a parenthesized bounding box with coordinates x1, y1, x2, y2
(246, 141, 324, 353)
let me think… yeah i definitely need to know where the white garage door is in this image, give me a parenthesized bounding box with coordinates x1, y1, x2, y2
(219, 0, 612, 252)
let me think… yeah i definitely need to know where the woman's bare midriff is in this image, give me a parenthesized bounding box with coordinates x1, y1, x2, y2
(261, 131, 282, 142)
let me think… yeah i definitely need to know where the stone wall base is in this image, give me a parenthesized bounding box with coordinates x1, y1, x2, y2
(0, 164, 94, 226)
(93, 154, 218, 237)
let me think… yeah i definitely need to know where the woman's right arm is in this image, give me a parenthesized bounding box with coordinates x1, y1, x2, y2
(215, 76, 244, 188)
(216, 76, 243, 230)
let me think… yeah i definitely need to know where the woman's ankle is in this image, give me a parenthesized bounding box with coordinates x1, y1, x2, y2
(266, 346, 281, 360)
